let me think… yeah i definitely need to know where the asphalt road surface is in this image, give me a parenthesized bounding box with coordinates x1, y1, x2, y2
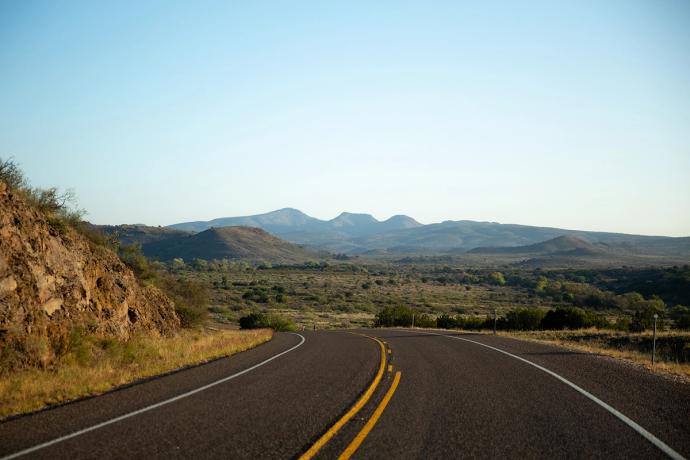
(1, 329, 689, 459)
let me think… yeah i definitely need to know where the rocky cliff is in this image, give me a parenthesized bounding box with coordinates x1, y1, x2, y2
(0, 181, 179, 367)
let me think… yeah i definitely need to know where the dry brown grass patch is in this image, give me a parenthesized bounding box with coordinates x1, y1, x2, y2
(0, 328, 273, 419)
(499, 329, 690, 382)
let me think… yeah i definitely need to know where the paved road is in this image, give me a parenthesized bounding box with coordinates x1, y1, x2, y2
(1, 329, 689, 459)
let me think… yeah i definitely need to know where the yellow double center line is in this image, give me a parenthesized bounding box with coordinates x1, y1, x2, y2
(299, 334, 402, 460)
(339, 370, 402, 460)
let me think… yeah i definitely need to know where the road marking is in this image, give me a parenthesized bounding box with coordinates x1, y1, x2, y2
(299, 333, 386, 460)
(401, 329, 686, 460)
(1, 333, 307, 460)
(387, 348, 391, 354)
(338, 371, 402, 460)
(388, 364, 393, 373)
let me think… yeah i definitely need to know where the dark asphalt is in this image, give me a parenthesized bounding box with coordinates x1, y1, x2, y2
(355, 330, 690, 459)
(1, 329, 689, 459)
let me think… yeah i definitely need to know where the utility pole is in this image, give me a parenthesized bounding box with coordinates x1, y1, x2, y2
(493, 309, 497, 335)
(652, 314, 658, 365)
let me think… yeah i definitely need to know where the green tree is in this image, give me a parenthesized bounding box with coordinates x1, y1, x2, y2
(170, 258, 185, 271)
(191, 258, 209, 271)
(489, 272, 506, 286)
(374, 305, 414, 327)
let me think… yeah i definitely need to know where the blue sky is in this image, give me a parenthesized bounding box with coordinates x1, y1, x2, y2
(1, 0, 689, 235)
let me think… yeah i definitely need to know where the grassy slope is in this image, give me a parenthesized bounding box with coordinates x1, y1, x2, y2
(0, 328, 273, 419)
(499, 329, 690, 381)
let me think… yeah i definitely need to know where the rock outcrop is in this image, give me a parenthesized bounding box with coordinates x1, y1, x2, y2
(0, 181, 179, 366)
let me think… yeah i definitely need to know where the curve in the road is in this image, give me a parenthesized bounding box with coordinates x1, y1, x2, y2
(404, 329, 686, 460)
(0, 333, 306, 460)
(299, 333, 387, 460)
(339, 370, 402, 460)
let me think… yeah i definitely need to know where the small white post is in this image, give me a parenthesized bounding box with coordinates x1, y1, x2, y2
(412, 313, 415, 329)
(493, 309, 497, 335)
(652, 314, 658, 365)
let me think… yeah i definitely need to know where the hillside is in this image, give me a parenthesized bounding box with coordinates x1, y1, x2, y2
(468, 235, 605, 255)
(142, 226, 321, 263)
(0, 180, 180, 368)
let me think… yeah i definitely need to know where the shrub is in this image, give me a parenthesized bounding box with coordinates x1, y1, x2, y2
(540, 307, 611, 330)
(155, 275, 209, 328)
(0, 157, 27, 190)
(119, 243, 157, 283)
(239, 312, 268, 329)
(374, 305, 414, 327)
(436, 314, 457, 329)
(489, 272, 506, 286)
(415, 313, 436, 328)
(266, 315, 297, 332)
(239, 313, 296, 331)
(275, 293, 287, 303)
(501, 308, 545, 331)
(630, 305, 666, 332)
(670, 305, 690, 330)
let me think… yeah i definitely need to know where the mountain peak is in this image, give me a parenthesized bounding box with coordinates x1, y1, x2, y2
(382, 215, 422, 229)
(330, 212, 379, 225)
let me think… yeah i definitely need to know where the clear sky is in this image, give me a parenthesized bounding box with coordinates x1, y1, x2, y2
(1, 1, 689, 236)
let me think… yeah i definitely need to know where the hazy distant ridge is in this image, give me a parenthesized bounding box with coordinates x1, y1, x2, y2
(168, 209, 690, 257)
(170, 208, 423, 237)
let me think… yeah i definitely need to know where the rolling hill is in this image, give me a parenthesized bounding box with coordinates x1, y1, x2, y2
(468, 235, 605, 256)
(116, 226, 321, 263)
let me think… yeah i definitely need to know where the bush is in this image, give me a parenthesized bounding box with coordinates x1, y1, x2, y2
(239, 313, 296, 331)
(436, 314, 457, 329)
(239, 312, 268, 329)
(374, 305, 414, 327)
(1, 158, 85, 229)
(119, 243, 157, 283)
(540, 307, 612, 330)
(242, 288, 270, 303)
(489, 271, 506, 286)
(630, 305, 666, 332)
(501, 308, 545, 331)
(0, 157, 27, 190)
(670, 305, 690, 330)
(155, 275, 209, 328)
(415, 313, 436, 328)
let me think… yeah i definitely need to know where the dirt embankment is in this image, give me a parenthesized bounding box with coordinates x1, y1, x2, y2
(0, 181, 179, 368)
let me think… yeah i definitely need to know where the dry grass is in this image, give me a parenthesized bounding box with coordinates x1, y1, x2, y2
(0, 328, 273, 419)
(499, 329, 690, 382)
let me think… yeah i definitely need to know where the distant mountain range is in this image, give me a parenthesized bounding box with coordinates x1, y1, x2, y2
(168, 208, 690, 259)
(170, 208, 422, 238)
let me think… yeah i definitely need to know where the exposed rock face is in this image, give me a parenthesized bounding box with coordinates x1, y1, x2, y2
(0, 181, 179, 366)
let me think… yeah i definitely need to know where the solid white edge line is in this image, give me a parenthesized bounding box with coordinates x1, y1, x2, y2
(1, 333, 306, 460)
(401, 329, 686, 460)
